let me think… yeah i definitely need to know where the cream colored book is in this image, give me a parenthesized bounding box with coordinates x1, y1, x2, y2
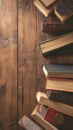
(39, 31, 73, 56)
(18, 115, 43, 130)
(46, 78, 73, 92)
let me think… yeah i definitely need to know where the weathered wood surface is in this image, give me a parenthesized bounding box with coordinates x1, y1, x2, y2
(0, 0, 73, 130)
(0, 0, 17, 130)
(18, 1, 37, 130)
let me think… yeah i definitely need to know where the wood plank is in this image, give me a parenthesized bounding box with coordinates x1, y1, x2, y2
(18, 0, 37, 125)
(0, 0, 17, 130)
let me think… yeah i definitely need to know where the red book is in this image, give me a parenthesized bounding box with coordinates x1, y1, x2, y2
(44, 108, 64, 126)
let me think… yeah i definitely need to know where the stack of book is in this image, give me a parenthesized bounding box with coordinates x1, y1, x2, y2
(34, 0, 73, 35)
(18, 0, 73, 130)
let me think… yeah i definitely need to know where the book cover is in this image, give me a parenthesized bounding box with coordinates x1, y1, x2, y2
(36, 91, 73, 117)
(43, 14, 73, 34)
(44, 107, 73, 130)
(46, 90, 73, 106)
(46, 78, 73, 92)
(39, 31, 73, 57)
(39, 0, 57, 8)
(44, 107, 64, 126)
(18, 115, 43, 130)
(54, 0, 73, 22)
(31, 104, 59, 130)
(42, 63, 73, 78)
(34, 0, 57, 17)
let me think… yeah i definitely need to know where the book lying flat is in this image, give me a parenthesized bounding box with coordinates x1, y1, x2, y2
(31, 105, 59, 130)
(34, 0, 57, 17)
(46, 78, 73, 92)
(18, 115, 43, 130)
(46, 90, 73, 106)
(38, 92, 73, 117)
(43, 14, 73, 34)
(39, 31, 73, 56)
(42, 63, 73, 78)
(54, 0, 73, 22)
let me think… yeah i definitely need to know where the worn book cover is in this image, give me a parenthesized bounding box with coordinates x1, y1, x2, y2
(42, 63, 73, 78)
(39, 31, 73, 57)
(31, 104, 59, 130)
(46, 78, 73, 92)
(46, 90, 73, 106)
(18, 115, 43, 130)
(43, 14, 73, 34)
(34, 0, 57, 17)
(54, 0, 73, 22)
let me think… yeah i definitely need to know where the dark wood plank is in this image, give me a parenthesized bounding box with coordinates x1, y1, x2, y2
(18, 0, 37, 125)
(0, 0, 17, 130)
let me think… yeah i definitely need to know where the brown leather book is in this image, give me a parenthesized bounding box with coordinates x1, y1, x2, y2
(43, 14, 73, 35)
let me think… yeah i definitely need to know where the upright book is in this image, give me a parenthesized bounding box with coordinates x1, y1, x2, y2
(39, 31, 73, 56)
(37, 91, 73, 117)
(54, 0, 73, 22)
(42, 63, 73, 78)
(34, 0, 57, 17)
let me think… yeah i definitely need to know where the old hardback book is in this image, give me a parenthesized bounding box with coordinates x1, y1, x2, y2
(18, 115, 43, 130)
(46, 78, 73, 92)
(44, 107, 73, 130)
(43, 14, 73, 34)
(46, 90, 73, 106)
(39, 31, 73, 56)
(54, 0, 73, 22)
(36, 91, 73, 117)
(34, 0, 57, 17)
(31, 104, 59, 130)
(42, 63, 73, 78)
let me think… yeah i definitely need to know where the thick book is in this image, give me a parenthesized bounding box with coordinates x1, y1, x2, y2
(39, 31, 73, 56)
(34, 0, 57, 17)
(54, 0, 73, 22)
(18, 115, 43, 130)
(42, 63, 73, 79)
(31, 105, 59, 130)
(46, 90, 73, 106)
(43, 14, 73, 34)
(46, 78, 73, 92)
(36, 91, 73, 117)
(44, 106, 73, 130)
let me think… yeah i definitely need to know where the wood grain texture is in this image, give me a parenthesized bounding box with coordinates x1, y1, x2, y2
(0, 0, 17, 130)
(18, 0, 37, 125)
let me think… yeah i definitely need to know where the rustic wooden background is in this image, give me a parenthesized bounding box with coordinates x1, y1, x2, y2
(0, 0, 73, 130)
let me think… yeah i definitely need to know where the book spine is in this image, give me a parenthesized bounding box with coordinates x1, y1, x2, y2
(46, 90, 73, 106)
